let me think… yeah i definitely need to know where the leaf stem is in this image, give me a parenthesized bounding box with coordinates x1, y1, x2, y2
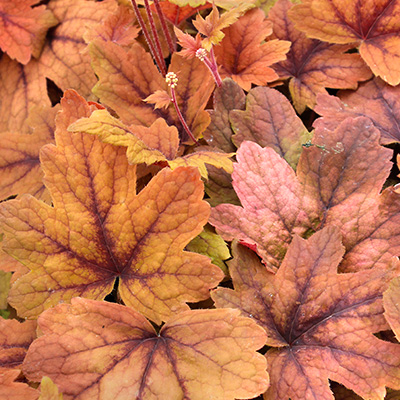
(153, 0, 176, 53)
(130, 0, 166, 75)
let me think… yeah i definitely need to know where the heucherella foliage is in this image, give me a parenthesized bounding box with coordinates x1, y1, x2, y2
(1, 0, 400, 399)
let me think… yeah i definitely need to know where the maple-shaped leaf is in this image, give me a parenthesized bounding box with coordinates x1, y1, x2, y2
(23, 297, 268, 400)
(213, 228, 400, 400)
(0, 369, 38, 400)
(214, 8, 290, 91)
(0, 104, 59, 202)
(210, 117, 397, 272)
(144, 89, 172, 109)
(174, 27, 203, 59)
(83, 4, 139, 48)
(0, 56, 50, 134)
(314, 78, 400, 145)
(0, 319, 36, 371)
(39, 377, 63, 400)
(288, 0, 400, 86)
(153, 2, 211, 25)
(230, 86, 311, 169)
(203, 78, 246, 153)
(0, 90, 223, 322)
(68, 110, 234, 179)
(193, 3, 254, 51)
(268, 0, 372, 114)
(38, 0, 117, 99)
(0, 0, 57, 64)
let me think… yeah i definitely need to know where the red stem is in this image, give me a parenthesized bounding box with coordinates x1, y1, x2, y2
(130, 0, 166, 75)
(208, 47, 222, 87)
(143, 0, 167, 75)
(153, 0, 176, 53)
(170, 87, 199, 144)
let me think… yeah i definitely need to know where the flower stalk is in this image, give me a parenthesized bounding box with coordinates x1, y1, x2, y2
(166, 72, 199, 145)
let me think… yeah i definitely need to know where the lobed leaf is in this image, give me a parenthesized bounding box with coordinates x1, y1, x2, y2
(0, 56, 50, 134)
(211, 117, 396, 272)
(0, 90, 223, 323)
(213, 228, 400, 399)
(314, 78, 400, 145)
(230, 86, 311, 168)
(0, 319, 36, 371)
(0, 369, 38, 400)
(0, 0, 57, 64)
(0, 104, 59, 202)
(214, 8, 290, 91)
(269, 0, 372, 114)
(288, 0, 400, 85)
(39, 0, 118, 99)
(23, 297, 269, 400)
(203, 78, 246, 153)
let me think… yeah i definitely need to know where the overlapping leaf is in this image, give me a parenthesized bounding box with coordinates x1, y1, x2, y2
(83, 5, 139, 48)
(23, 297, 269, 400)
(314, 78, 400, 145)
(230, 86, 311, 168)
(0, 319, 36, 371)
(68, 110, 234, 179)
(0, 90, 223, 323)
(0, 0, 57, 64)
(213, 228, 400, 399)
(268, 0, 372, 114)
(203, 78, 246, 153)
(214, 8, 290, 91)
(0, 104, 58, 202)
(0, 56, 50, 134)
(186, 225, 230, 275)
(288, 0, 400, 85)
(0, 369, 38, 400)
(39, 377, 63, 400)
(210, 117, 398, 272)
(39, 0, 118, 99)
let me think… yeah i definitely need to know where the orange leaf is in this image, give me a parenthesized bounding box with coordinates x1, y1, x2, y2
(0, 369, 38, 400)
(151, 2, 211, 26)
(89, 39, 169, 126)
(0, 319, 36, 371)
(203, 78, 246, 153)
(214, 8, 290, 91)
(314, 78, 400, 145)
(0, 56, 50, 134)
(213, 228, 400, 399)
(144, 89, 172, 109)
(0, 104, 59, 202)
(68, 110, 234, 178)
(0, 90, 223, 323)
(288, 0, 400, 85)
(84, 4, 139, 47)
(0, 0, 57, 64)
(169, 53, 215, 139)
(174, 27, 203, 59)
(23, 297, 268, 400)
(269, 0, 372, 113)
(193, 3, 254, 51)
(39, 0, 117, 99)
